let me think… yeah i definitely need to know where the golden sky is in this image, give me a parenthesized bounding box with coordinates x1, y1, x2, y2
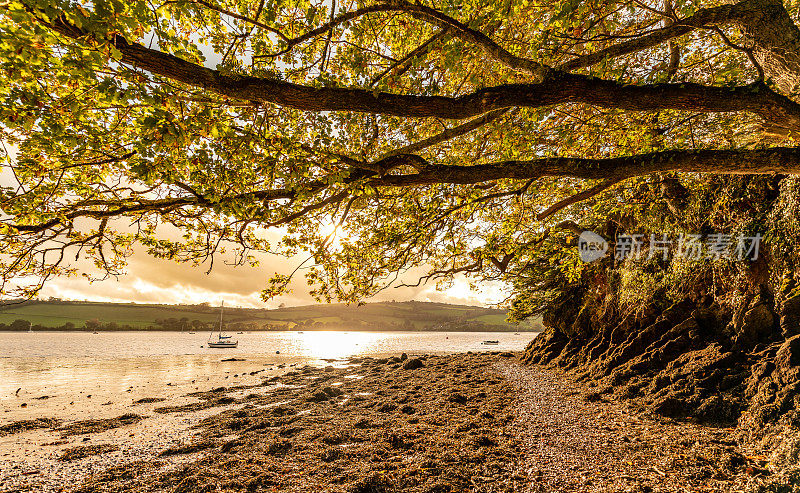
(36, 249, 501, 308)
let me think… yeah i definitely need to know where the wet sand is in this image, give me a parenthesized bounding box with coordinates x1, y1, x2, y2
(0, 356, 308, 423)
(0, 353, 785, 492)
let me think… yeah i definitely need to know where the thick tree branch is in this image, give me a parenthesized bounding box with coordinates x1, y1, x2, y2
(560, 0, 800, 95)
(36, 11, 800, 133)
(726, 0, 800, 94)
(566, 1, 796, 97)
(373, 148, 800, 186)
(10, 148, 800, 237)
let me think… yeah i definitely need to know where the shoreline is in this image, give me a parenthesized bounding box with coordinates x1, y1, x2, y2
(0, 329, 534, 333)
(0, 331, 536, 421)
(1, 352, 788, 492)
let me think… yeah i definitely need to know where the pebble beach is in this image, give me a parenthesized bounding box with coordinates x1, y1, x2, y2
(1, 351, 781, 492)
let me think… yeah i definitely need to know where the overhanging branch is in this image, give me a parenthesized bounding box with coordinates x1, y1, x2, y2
(34, 10, 800, 133)
(536, 178, 623, 220)
(372, 148, 800, 186)
(10, 148, 800, 237)
(557, 0, 754, 71)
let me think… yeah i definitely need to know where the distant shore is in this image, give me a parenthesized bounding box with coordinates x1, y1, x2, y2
(0, 327, 532, 332)
(0, 299, 537, 333)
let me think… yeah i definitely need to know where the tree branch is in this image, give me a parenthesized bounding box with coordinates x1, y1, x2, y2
(536, 178, 623, 220)
(557, 0, 756, 72)
(6, 187, 297, 234)
(11, 148, 800, 238)
(376, 108, 509, 161)
(250, 1, 548, 78)
(373, 148, 800, 186)
(165, 0, 290, 42)
(369, 28, 449, 86)
(35, 11, 800, 133)
(255, 4, 401, 58)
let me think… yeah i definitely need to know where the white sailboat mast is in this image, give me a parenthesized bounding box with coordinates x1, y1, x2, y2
(218, 301, 224, 335)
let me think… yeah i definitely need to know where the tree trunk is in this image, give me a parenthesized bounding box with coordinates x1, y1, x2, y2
(730, 0, 800, 95)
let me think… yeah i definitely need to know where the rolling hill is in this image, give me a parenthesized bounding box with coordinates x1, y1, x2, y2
(0, 299, 540, 332)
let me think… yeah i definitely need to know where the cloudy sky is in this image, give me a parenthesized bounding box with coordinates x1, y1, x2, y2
(36, 249, 503, 308)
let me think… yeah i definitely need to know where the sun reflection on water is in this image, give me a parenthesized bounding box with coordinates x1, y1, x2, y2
(296, 331, 382, 359)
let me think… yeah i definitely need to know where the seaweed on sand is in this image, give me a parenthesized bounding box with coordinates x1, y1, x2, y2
(60, 444, 119, 461)
(59, 413, 144, 436)
(0, 417, 61, 437)
(71, 353, 525, 493)
(159, 440, 217, 456)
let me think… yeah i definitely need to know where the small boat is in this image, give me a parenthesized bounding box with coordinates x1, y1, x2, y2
(208, 340, 238, 348)
(514, 332, 520, 335)
(92, 331, 99, 334)
(189, 332, 196, 334)
(208, 302, 238, 348)
(482, 340, 499, 345)
(28, 322, 33, 333)
(236, 331, 244, 334)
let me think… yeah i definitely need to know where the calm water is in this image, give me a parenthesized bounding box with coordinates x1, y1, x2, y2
(0, 331, 537, 421)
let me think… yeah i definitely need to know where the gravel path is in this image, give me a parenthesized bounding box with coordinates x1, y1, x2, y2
(501, 363, 763, 492)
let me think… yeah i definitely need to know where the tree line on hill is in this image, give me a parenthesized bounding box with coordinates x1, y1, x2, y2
(1, 316, 525, 332)
(0, 318, 219, 331)
(0, 300, 525, 331)
(0, 319, 141, 331)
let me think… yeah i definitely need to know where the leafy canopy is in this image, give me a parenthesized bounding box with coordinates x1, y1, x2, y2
(0, 0, 796, 307)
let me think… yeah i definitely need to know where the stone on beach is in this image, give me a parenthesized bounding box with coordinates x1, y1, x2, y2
(401, 357, 424, 370)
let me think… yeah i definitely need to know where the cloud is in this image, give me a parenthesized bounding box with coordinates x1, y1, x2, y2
(40, 249, 504, 308)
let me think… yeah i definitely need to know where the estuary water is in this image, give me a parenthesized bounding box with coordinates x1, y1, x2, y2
(0, 330, 537, 421)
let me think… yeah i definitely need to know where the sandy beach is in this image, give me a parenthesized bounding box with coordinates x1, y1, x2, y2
(0, 352, 790, 492)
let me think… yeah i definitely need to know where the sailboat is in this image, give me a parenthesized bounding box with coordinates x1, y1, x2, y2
(208, 301, 238, 348)
(28, 322, 32, 333)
